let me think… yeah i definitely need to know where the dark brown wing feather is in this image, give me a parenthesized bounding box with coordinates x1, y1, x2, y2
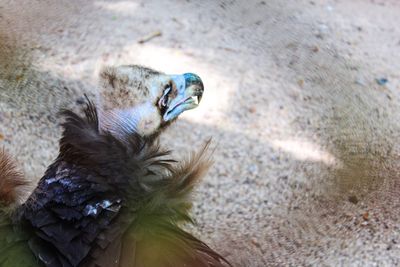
(17, 99, 231, 267)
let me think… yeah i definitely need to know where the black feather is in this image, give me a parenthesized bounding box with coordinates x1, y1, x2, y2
(5, 99, 231, 267)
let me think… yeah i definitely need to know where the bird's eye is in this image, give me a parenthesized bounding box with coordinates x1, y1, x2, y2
(158, 85, 171, 109)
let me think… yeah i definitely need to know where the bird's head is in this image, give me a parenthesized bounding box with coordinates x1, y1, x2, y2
(98, 65, 204, 139)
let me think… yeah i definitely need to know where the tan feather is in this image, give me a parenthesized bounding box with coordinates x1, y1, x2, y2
(0, 148, 29, 206)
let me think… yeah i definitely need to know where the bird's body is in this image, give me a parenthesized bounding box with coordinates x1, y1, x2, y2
(0, 65, 231, 267)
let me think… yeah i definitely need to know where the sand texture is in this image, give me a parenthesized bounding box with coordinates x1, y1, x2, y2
(1, 0, 400, 266)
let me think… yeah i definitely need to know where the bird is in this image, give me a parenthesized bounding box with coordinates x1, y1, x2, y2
(0, 65, 231, 267)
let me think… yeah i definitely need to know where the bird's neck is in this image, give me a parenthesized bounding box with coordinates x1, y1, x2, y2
(98, 108, 138, 142)
(98, 103, 163, 141)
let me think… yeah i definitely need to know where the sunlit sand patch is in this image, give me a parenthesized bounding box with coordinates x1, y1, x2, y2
(271, 138, 338, 166)
(94, 1, 139, 14)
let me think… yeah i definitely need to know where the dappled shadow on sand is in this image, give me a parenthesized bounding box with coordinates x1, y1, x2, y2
(1, 0, 400, 266)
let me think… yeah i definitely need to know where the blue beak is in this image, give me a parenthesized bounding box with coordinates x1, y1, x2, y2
(163, 73, 204, 121)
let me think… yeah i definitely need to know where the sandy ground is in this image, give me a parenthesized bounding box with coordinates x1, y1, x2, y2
(1, 0, 400, 266)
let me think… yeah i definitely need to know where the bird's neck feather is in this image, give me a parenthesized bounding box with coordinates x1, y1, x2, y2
(98, 103, 161, 141)
(98, 109, 137, 141)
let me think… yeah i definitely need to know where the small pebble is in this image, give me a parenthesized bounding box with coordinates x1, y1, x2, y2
(355, 77, 366, 86)
(76, 97, 85, 105)
(248, 164, 259, 175)
(248, 107, 257, 114)
(376, 78, 388, 85)
(297, 79, 305, 88)
(348, 195, 358, 204)
(251, 238, 261, 248)
(315, 23, 329, 39)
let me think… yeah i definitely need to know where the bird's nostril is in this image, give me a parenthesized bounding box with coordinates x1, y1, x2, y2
(183, 73, 203, 89)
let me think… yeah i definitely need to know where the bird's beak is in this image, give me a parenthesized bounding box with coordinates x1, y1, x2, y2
(163, 73, 204, 121)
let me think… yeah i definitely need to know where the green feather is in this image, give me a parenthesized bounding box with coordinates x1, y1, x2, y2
(0, 211, 42, 267)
